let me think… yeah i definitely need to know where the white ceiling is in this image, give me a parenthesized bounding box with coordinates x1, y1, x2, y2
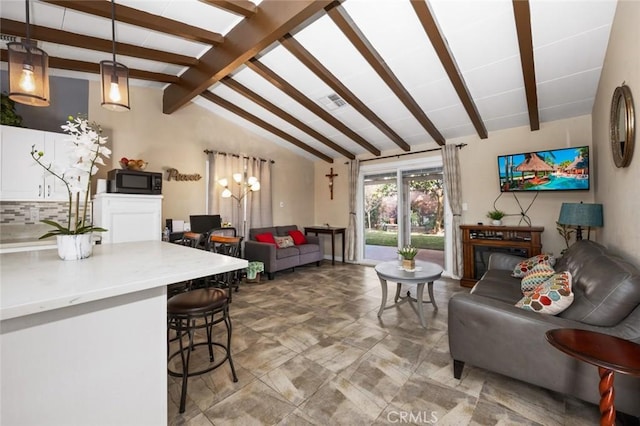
(1, 0, 618, 162)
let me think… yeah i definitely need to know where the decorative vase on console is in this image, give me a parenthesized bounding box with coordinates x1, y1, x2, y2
(486, 209, 506, 227)
(31, 115, 110, 260)
(397, 246, 418, 271)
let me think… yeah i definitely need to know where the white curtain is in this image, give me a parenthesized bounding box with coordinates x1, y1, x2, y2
(207, 152, 272, 236)
(442, 145, 463, 278)
(246, 157, 272, 232)
(346, 159, 359, 262)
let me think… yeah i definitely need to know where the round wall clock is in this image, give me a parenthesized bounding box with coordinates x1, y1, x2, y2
(610, 84, 635, 168)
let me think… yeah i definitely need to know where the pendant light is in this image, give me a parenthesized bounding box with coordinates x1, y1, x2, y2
(100, 0, 130, 111)
(7, 0, 50, 107)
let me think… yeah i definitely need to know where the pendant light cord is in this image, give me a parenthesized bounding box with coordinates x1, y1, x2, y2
(111, 0, 116, 64)
(25, 0, 31, 43)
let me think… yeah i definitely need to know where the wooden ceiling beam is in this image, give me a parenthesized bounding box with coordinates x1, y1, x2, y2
(280, 34, 411, 152)
(512, 0, 540, 131)
(1, 19, 196, 67)
(40, 0, 224, 45)
(326, 3, 445, 146)
(163, 0, 332, 114)
(199, 0, 257, 18)
(410, 0, 488, 139)
(222, 77, 355, 159)
(246, 59, 381, 156)
(201, 91, 334, 163)
(0, 49, 179, 83)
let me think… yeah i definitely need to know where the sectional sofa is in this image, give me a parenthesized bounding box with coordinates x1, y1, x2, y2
(448, 240, 640, 417)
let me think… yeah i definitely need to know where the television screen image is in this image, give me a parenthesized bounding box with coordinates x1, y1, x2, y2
(498, 146, 590, 192)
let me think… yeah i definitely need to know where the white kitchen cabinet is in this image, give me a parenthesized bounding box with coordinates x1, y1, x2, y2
(0, 125, 74, 201)
(93, 193, 163, 244)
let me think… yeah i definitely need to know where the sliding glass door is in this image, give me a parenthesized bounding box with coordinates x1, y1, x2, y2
(400, 168, 444, 266)
(362, 171, 398, 262)
(359, 157, 445, 269)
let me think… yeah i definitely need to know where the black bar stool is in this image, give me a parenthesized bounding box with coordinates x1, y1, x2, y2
(167, 288, 238, 413)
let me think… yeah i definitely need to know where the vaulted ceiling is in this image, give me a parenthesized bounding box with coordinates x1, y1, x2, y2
(0, 0, 618, 163)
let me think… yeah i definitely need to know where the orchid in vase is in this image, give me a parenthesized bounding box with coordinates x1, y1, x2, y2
(31, 115, 111, 240)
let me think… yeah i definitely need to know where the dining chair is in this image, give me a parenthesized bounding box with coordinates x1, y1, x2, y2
(206, 234, 243, 302)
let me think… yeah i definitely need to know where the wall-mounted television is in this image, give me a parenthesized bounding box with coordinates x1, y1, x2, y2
(498, 146, 590, 192)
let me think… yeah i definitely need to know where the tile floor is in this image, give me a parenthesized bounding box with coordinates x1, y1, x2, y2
(168, 261, 605, 425)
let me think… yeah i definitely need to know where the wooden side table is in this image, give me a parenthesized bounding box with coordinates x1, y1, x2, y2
(304, 226, 346, 265)
(545, 328, 640, 426)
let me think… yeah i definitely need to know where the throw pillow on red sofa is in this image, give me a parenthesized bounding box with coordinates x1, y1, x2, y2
(288, 230, 307, 245)
(255, 232, 276, 244)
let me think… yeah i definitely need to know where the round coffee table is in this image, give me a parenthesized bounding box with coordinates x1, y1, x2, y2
(545, 328, 640, 426)
(375, 260, 443, 327)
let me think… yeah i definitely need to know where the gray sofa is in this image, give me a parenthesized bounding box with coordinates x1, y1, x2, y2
(244, 225, 323, 279)
(448, 240, 640, 417)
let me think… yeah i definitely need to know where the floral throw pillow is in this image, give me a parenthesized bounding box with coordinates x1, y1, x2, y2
(520, 263, 556, 295)
(515, 271, 573, 315)
(274, 235, 295, 249)
(512, 253, 556, 278)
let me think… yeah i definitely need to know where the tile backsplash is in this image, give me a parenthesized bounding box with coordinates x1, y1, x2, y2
(0, 201, 92, 242)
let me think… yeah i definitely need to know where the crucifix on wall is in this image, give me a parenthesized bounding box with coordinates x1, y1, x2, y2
(326, 167, 338, 200)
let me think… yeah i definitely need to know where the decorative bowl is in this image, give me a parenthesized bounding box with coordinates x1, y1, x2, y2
(119, 160, 147, 170)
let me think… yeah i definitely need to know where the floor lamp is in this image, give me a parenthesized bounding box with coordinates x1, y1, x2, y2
(218, 173, 260, 236)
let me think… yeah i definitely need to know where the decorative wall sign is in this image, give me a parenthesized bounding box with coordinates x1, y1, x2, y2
(167, 168, 202, 181)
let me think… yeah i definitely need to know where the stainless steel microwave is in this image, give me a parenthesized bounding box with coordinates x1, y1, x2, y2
(107, 169, 162, 195)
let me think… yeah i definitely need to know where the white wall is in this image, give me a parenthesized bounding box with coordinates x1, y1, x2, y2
(592, 0, 640, 264)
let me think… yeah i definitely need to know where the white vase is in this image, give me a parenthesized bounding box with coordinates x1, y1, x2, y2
(492, 219, 502, 226)
(56, 234, 93, 260)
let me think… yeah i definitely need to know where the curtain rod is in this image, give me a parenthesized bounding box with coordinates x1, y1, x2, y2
(357, 143, 467, 164)
(344, 143, 467, 164)
(204, 149, 275, 164)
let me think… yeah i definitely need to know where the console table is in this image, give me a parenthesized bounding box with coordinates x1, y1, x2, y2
(304, 226, 346, 265)
(460, 225, 544, 288)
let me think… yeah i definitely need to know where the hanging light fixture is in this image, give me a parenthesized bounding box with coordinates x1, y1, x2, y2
(7, 0, 50, 107)
(100, 0, 130, 111)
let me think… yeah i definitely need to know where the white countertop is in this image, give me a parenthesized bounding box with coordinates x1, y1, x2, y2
(0, 241, 247, 320)
(0, 239, 57, 253)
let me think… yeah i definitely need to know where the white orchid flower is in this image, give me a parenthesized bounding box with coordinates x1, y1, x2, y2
(32, 115, 111, 236)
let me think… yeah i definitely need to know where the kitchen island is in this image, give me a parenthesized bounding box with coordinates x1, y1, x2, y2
(0, 241, 247, 426)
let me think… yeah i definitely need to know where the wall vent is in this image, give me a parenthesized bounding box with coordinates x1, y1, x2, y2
(318, 93, 347, 111)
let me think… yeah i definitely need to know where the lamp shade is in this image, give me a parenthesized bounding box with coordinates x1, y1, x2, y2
(100, 60, 130, 111)
(558, 203, 603, 227)
(7, 41, 50, 107)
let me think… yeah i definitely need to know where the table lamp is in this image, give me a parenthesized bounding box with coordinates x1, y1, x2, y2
(557, 202, 603, 240)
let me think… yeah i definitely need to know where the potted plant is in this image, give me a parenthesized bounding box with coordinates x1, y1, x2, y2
(31, 115, 110, 260)
(556, 221, 575, 255)
(487, 209, 506, 226)
(1, 92, 23, 127)
(397, 245, 418, 270)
